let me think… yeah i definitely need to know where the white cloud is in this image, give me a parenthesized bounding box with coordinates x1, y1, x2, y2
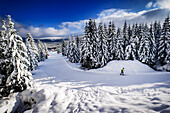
(59, 20, 88, 29)
(18, 26, 70, 38)
(146, 2, 153, 9)
(58, 8, 147, 32)
(98, 9, 117, 17)
(154, 0, 170, 9)
(97, 9, 147, 20)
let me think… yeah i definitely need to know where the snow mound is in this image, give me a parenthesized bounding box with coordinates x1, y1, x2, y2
(89, 60, 154, 74)
(65, 54, 154, 74)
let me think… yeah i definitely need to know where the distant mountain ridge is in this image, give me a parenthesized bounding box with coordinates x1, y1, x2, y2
(22, 37, 69, 43)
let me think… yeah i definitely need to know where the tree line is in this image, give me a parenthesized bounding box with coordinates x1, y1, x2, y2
(0, 15, 48, 98)
(62, 16, 169, 71)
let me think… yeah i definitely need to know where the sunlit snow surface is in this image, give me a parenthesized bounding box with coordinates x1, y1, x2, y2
(1, 52, 170, 113)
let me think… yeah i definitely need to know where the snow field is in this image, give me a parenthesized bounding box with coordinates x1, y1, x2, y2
(1, 52, 170, 113)
(24, 80, 170, 113)
(22, 52, 170, 113)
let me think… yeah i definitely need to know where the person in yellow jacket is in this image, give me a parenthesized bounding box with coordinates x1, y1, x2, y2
(120, 67, 124, 75)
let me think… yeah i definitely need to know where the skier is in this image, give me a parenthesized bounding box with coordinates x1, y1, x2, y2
(120, 67, 124, 75)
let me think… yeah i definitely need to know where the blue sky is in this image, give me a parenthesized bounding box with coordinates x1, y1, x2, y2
(0, 0, 149, 27)
(0, 0, 170, 39)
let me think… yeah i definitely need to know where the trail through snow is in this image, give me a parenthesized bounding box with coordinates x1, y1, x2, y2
(2, 52, 169, 113)
(33, 52, 169, 86)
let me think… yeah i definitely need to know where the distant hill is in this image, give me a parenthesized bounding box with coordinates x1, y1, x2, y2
(22, 37, 68, 43)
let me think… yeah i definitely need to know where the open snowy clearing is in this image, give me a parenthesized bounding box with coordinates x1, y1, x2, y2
(1, 52, 170, 113)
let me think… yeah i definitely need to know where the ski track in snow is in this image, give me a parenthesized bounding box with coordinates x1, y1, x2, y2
(20, 52, 170, 113)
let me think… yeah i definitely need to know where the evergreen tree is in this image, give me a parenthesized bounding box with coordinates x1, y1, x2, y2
(115, 28, 124, 60)
(76, 35, 80, 62)
(92, 19, 100, 68)
(80, 18, 99, 68)
(123, 21, 129, 52)
(86, 18, 98, 68)
(125, 43, 136, 60)
(158, 16, 170, 65)
(69, 36, 80, 63)
(153, 21, 161, 65)
(0, 15, 32, 97)
(148, 23, 156, 66)
(80, 22, 91, 68)
(76, 35, 80, 49)
(37, 40, 45, 62)
(98, 22, 108, 67)
(134, 23, 140, 60)
(111, 22, 117, 60)
(44, 43, 48, 59)
(0, 20, 8, 69)
(138, 24, 150, 64)
(0, 20, 10, 93)
(25, 33, 39, 71)
(104, 24, 108, 37)
(125, 25, 136, 60)
(62, 38, 67, 56)
(69, 36, 74, 62)
(107, 21, 116, 61)
(67, 36, 71, 58)
(75, 35, 80, 62)
(127, 24, 132, 43)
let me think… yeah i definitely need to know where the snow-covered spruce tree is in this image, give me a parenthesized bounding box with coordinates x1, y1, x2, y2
(80, 18, 99, 69)
(76, 35, 80, 49)
(111, 22, 117, 60)
(44, 43, 48, 59)
(148, 23, 156, 66)
(153, 21, 161, 65)
(134, 23, 140, 60)
(76, 35, 80, 59)
(107, 21, 116, 61)
(80, 22, 91, 68)
(66, 36, 71, 58)
(86, 18, 99, 68)
(0, 15, 32, 97)
(115, 28, 124, 60)
(76, 35, 80, 60)
(158, 16, 170, 68)
(68, 36, 74, 62)
(127, 24, 132, 44)
(92, 19, 100, 68)
(37, 40, 45, 62)
(98, 22, 108, 67)
(104, 24, 108, 37)
(0, 20, 9, 74)
(26, 41, 33, 71)
(125, 25, 136, 60)
(123, 21, 129, 52)
(25, 33, 39, 71)
(69, 36, 80, 63)
(125, 43, 136, 60)
(62, 38, 67, 56)
(107, 21, 112, 61)
(138, 24, 150, 64)
(0, 20, 10, 94)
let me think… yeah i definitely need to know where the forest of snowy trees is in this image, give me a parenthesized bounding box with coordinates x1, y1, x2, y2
(62, 16, 170, 71)
(0, 15, 48, 98)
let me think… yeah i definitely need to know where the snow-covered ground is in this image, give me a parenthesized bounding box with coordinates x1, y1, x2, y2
(1, 52, 170, 113)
